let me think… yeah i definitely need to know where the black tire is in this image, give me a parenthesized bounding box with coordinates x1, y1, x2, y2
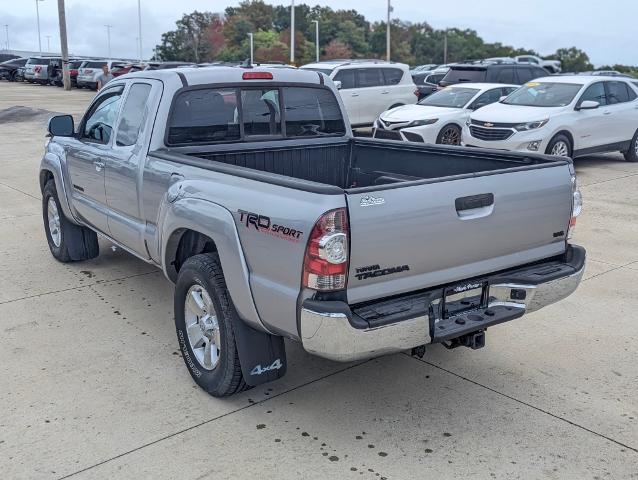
(8, 71, 16, 82)
(624, 130, 638, 162)
(545, 133, 573, 157)
(174, 253, 249, 397)
(42, 179, 99, 262)
(436, 124, 462, 146)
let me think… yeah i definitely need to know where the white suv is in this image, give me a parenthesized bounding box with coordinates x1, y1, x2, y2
(76, 60, 125, 90)
(301, 60, 417, 127)
(462, 76, 638, 162)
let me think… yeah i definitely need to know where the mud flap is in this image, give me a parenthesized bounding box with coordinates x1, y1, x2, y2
(233, 318, 286, 387)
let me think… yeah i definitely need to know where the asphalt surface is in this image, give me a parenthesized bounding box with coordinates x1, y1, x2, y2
(0, 81, 637, 480)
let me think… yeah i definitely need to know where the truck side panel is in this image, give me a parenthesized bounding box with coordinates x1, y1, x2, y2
(142, 155, 346, 338)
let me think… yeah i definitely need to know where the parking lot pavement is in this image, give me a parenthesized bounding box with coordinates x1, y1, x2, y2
(0, 81, 636, 479)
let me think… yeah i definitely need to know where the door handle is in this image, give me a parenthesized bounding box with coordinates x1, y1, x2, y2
(381, 90, 390, 94)
(603, 111, 612, 115)
(351, 93, 360, 97)
(93, 161, 105, 172)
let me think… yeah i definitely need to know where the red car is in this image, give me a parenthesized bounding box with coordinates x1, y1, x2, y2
(111, 63, 145, 77)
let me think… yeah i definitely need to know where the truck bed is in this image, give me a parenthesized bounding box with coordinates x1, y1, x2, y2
(162, 137, 567, 192)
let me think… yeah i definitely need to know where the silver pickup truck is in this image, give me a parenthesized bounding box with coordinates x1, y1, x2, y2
(40, 67, 585, 396)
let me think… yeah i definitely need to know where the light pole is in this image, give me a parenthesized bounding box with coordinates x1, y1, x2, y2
(35, 0, 45, 55)
(248, 32, 253, 65)
(104, 24, 113, 60)
(443, 29, 448, 64)
(386, 0, 392, 61)
(45, 35, 51, 52)
(4, 24, 8, 50)
(290, 0, 295, 64)
(311, 20, 319, 62)
(57, 0, 71, 90)
(137, 0, 143, 62)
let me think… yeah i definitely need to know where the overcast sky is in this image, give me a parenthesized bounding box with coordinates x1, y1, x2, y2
(1, 0, 635, 66)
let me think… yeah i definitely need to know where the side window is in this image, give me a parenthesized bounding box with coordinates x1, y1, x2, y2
(496, 67, 516, 84)
(534, 67, 548, 79)
(627, 84, 637, 101)
(81, 88, 123, 144)
(283, 87, 346, 137)
(502, 86, 518, 96)
(334, 69, 355, 89)
(383, 68, 404, 86)
(606, 81, 631, 104)
(472, 89, 503, 109)
(356, 68, 384, 88)
(515, 68, 533, 84)
(578, 82, 607, 107)
(241, 89, 281, 136)
(167, 88, 240, 145)
(116, 83, 152, 147)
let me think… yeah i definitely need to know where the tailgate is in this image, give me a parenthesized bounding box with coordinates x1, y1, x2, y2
(346, 165, 573, 304)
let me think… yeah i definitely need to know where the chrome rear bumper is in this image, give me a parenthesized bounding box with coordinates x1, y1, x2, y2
(300, 245, 585, 362)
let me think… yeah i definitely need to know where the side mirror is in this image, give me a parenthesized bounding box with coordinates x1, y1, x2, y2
(334, 80, 342, 90)
(48, 115, 75, 137)
(499, 95, 508, 101)
(577, 100, 600, 110)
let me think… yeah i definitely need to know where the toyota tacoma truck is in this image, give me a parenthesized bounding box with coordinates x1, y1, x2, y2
(40, 67, 585, 397)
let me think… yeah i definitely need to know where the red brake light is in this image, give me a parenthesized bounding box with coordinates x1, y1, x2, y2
(303, 208, 349, 291)
(242, 71, 273, 80)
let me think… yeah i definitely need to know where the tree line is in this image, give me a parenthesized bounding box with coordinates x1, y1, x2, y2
(153, 0, 636, 75)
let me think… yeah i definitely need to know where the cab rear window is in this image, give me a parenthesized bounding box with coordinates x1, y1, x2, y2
(167, 86, 346, 146)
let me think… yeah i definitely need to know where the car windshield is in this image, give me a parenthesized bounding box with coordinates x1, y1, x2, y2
(418, 87, 480, 108)
(85, 61, 107, 68)
(302, 67, 334, 76)
(27, 58, 50, 66)
(503, 82, 583, 107)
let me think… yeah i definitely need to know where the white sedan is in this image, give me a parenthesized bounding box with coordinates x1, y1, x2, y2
(372, 83, 518, 145)
(462, 76, 638, 161)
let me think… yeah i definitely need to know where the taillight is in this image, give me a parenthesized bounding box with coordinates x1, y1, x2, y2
(242, 71, 273, 80)
(568, 166, 582, 239)
(303, 208, 349, 291)
(413, 88, 420, 98)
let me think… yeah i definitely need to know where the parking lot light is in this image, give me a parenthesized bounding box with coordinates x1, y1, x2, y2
(35, 0, 45, 56)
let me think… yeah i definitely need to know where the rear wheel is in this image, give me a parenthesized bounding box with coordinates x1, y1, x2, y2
(8, 71, 16, 82)
(545, 134, 573, 157)
(436, 124, 462, 146)
(624, 130, 638, 162)
(174, 253, 249, 397)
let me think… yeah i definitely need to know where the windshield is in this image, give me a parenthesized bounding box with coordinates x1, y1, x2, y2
(503, 82, 583, 107)
(418, 87, 480, 108)
(85, 61, 107, 68)
(301, 67, 334, 77)
(26, 58, 50, 66)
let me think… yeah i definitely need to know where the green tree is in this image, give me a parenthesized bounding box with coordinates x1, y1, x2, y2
(154, 11, 217, 62)
(548, 47, 593, 72)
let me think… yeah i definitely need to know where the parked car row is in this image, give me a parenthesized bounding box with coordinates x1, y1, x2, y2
(0, 56, 195, 90)
(372, 74, 638, 163)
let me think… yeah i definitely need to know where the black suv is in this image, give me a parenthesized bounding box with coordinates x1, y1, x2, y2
(0, 57, 28, 82)
(439, 63, 549, 88)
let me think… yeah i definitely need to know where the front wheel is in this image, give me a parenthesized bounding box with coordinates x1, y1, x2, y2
(545, 134, 573, 157)
(436, 124, 462, 146)
(624, 130, 638, 162)
(174, 253, 249, 397)
(42, 179, 99, 262)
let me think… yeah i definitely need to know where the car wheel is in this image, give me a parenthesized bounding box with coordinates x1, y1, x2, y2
(174, 253, 249, 397)
(545, 134, 573, 157)
(436, 124, 462, 146)
(43, 179, 99, 262)
(8, 71, 16, 82)
(624, 130, 638, 162)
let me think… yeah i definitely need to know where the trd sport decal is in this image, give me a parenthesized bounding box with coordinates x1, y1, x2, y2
(355, 264, 410, 280)
(238, 210, 303, 242)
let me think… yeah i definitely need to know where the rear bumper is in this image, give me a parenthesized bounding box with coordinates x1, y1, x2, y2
(300, 245, 585, 361)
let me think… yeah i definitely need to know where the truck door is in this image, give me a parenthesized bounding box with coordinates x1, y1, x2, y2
(104, 80, 161, 257)
(66, 85, 124, 234)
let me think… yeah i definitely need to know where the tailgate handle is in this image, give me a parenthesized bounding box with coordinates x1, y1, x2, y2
(455, 193, 494, 212)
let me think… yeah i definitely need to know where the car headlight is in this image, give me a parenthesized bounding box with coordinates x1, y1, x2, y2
(514, 119, 549, 131)
(406, 118, 438, 128)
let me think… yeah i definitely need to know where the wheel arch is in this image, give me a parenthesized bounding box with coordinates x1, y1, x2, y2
(39, 150, 78, 223)
(160, 198, 264, 332)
